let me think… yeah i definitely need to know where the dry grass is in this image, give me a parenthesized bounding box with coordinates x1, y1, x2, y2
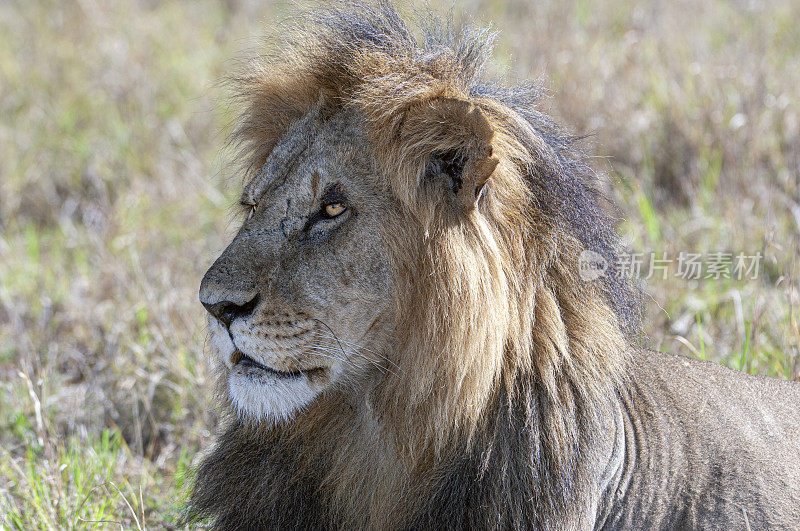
(1, 0, 798, 526)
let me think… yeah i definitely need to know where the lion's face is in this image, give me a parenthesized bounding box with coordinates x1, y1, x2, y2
(200, 108, 396, 423)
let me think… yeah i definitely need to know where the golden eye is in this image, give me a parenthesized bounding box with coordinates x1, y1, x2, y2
(324, 203, 346, 218)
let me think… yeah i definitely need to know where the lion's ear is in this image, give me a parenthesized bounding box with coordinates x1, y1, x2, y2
(401, 98, 499, 210)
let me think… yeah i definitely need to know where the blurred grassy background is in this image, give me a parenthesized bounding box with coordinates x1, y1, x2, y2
(1, 0, 798, 527)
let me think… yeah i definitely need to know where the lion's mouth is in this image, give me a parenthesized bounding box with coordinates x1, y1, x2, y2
(231, 350, 326, 380)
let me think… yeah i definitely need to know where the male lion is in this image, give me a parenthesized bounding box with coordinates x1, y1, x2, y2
(190, 2, 800, 529)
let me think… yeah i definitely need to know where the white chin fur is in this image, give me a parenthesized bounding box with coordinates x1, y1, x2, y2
(227, 371, 320, 423)
(207, 315, 325, 423)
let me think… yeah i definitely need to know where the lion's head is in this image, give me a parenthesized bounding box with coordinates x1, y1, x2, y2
(193, 2, 640, 527)
(200, 102, 397, 423)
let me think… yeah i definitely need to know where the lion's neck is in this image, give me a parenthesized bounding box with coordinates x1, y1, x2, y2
(189, 366, 624, 529)
(387, 259, 631, 526)
(190, 257, 632, 528)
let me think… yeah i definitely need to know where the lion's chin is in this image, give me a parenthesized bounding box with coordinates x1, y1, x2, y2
(226, 361, 328, 423)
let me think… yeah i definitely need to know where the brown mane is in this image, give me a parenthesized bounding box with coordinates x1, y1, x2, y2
(188, 2, 640, 528)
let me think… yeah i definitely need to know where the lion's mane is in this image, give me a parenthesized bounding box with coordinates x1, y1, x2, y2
(188, 2, 641, 528)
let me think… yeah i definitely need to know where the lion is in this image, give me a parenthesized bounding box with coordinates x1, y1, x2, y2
(188, 2, 800, 529)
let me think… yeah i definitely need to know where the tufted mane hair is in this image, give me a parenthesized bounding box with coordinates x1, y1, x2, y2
(190, 2, 642, 527)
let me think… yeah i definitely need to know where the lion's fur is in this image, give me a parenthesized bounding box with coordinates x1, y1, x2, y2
(188, 2, 800, 529)
(226, 0, 635, 451)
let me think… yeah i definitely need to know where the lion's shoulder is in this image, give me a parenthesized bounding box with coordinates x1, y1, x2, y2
(605, 348, 800, 528)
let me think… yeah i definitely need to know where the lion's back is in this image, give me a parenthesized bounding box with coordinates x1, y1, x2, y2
(604, 349, 800, 530)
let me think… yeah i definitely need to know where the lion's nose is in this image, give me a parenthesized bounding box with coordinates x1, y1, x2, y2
(202, 294, 260, 328)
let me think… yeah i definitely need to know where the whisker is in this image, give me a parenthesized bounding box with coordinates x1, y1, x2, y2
(290, 344, 386, 374)
(303, 343, 392, 375)
(303, 346, 387, 374)
(302, 337, 398, 376)
(313, 332, 404, 374)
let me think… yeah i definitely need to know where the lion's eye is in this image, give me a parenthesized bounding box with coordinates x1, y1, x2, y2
(324, 203, 346, 218)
